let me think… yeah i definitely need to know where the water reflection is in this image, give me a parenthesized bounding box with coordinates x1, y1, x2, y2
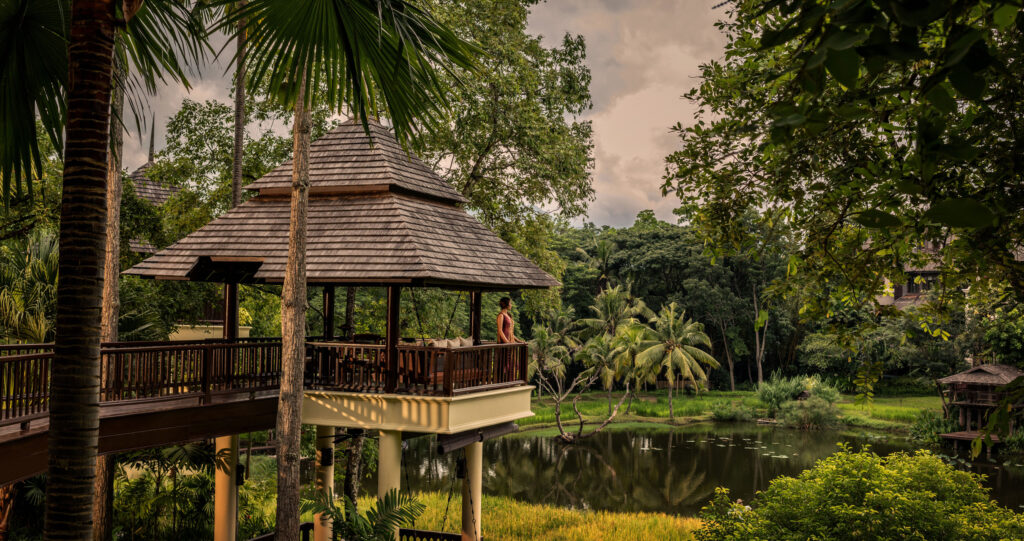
(370, 423, 1024, 516)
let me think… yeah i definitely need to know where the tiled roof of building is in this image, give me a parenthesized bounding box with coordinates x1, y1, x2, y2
(244, 119, 467, 204)
(129, 162, 179, 206)
(938, 364, 1024, 386)
(125, 120, 557, 290)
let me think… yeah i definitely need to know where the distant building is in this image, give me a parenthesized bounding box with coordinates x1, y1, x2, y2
(937, 364, 1023, 454)
(875, 242, 941, 310)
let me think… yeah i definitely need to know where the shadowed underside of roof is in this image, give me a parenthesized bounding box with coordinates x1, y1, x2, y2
(124, 193, 558, 290)
(244, 119, 467, 204)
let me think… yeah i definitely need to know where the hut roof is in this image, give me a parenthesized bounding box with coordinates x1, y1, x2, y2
(244, 119, 467, 204)
(938, 364, 1024, 386)
(125, 121, 557, 290)
(129, 162, 179, 206)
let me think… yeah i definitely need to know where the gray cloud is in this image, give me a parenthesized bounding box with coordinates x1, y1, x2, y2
(528, 0, 726, 226)
(127, 1, 727, 228)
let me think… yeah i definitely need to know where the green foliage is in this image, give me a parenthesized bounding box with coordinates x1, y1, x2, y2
(0, 228, 58, 342)
(710, 401, 756, 423)
(778, 397, 841, 430)
(696, 447, 1024, 540)
(309, 488, 424, 541)
(756, 374, 804, 417)
(910, 410, 958, 445)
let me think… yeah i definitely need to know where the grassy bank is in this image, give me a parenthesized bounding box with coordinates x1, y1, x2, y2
(397, 491, 700, 541)
(521, 389, 941, 433)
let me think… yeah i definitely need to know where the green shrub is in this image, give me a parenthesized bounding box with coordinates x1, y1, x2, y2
(909, 410, 958, 444)
(806, 376, 840, 405)
(697, 447, 1024, 541)
(756, 374, 804, 416)
(778, 397, 841, 430)
(710, 401, 755, 422)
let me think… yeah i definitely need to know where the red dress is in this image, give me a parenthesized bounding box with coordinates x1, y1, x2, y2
(499, 312, 514, 343)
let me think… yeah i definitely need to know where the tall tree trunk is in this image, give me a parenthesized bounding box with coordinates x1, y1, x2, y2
(718, 322, 735, 392)
(752, 285, 766, 384)
(343, 430, 366, 513)
(0, 484, 15, 541)
(231, 1, 247, 209)
(275, 76, 310, 541)
(344, 286, 355, 340)
(667, 378, 674, 420)
(92, 38, 125, 541)
(47, 2, 116, 539)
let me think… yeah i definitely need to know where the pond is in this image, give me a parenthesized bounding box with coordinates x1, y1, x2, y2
(368, 423, 1024, 516)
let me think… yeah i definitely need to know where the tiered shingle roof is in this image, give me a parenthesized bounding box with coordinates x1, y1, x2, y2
(125, 119, 558, 290)
(129, 162, 179, 206)
(938, 364, 1024, 386)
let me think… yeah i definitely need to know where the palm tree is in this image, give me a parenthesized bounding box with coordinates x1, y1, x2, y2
(579, 284, 653, 339)
(227, 2, 477, 535)
(0, 229, 59, 343)
(611, 322, 654, 414)
(527, 327, 568, 400)
(309, 488, 424, 541)
(636, 303, 718, 420)
(577, 335, 618, 416)
(576, 237, 616, 287)
(1, 1, 206, 536)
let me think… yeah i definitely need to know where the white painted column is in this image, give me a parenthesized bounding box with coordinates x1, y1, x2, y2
(378, 430, 403, 539)
(314, 425, 336, 541)
(214, 434, 239, 541)
(461, 442, 483, 541)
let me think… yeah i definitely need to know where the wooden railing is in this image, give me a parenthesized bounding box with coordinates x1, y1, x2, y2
(1, 340, 282, 428)
(307, 342, 528, 396)
(2, 339, 528, 429)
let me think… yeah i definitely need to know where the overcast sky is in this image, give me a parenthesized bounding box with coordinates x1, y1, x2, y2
(122, 0, 728, 227)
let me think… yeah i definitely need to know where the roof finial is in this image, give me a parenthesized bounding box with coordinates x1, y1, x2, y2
(148, 113, 156, 163)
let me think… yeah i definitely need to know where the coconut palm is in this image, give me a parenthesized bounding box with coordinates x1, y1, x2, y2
(579, 284, 653, 339)
(577, 335, 617, 416)
(636, 302, 718, 419)
(224, 2, 478, 535)
(527, 326, 568, 400)
(1, 2, 207, 536)
(611, 322, 655, 414)
(575, 237, 616, 287)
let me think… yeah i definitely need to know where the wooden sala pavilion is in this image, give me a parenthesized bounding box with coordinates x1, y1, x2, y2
(0, 119, 557, 541)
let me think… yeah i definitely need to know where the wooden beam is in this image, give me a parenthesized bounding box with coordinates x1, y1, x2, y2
(385, 286, 401, 392)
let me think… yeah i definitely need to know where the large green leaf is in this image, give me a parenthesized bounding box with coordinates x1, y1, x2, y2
(922, 198, 996, 228)
(824, 47, 860, 88)
(853, 209, 901, 228)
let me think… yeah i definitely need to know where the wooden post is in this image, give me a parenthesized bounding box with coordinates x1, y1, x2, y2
(470, 291, 482, 346)
(323, 286, 336, 341)
(385, 286, 401, 393)
(224, 283, 239, 341)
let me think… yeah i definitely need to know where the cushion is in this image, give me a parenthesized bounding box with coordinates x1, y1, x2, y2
(458, 337, 473, 347)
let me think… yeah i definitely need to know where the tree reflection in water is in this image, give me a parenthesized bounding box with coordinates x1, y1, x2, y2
(367, 423, 1024, 515)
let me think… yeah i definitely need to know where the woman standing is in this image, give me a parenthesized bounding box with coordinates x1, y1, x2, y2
(496, 297, 520, 343)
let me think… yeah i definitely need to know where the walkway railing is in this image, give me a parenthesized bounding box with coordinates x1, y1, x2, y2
(2, 339, 528, 429)
(307, 342, 529, 396)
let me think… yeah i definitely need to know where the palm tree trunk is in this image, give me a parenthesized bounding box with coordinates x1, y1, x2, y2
(667, 380, 674, 420)
(92, 38, 125, 541)
(47, 2, 117, 539)
(231, 1, 247, 209)
(275, 76, 310, 541)
(343, 430, 366, 513)
(607, 388, 612, 417)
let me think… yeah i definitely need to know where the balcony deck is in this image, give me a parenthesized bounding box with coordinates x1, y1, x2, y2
(0, 338, 529, 485)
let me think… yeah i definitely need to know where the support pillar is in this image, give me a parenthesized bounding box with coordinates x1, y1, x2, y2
(469, 291, 482, 346)
(314, 425, 336, 541)
(461, 441, 482, 541)
(385, 286, 401, 392)
(223, 283, 239, 341)
(214, 434, 239, 541)
(323, 286, 336, 340)
(378, 430, 402, 539)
